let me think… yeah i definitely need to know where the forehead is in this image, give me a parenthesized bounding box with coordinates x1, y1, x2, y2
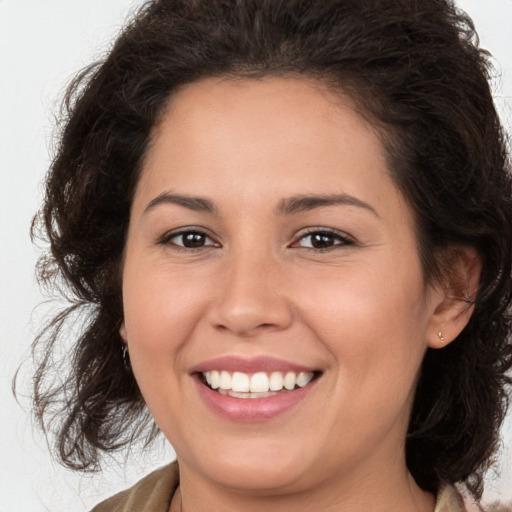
(153, 76, 378, 146)
(158, 76, 359, 126)
(138, 76, 394, 199)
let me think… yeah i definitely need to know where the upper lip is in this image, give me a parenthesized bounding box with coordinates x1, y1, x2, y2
(190, 355, 319, 374)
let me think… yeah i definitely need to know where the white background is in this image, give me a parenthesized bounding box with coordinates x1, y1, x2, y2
(0, 1, 511, 510)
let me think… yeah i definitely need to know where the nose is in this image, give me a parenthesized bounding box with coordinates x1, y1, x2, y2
(208, 250, 293, 338)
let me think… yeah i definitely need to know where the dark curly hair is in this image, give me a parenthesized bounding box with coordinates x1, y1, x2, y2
(30, 0, 512, 499)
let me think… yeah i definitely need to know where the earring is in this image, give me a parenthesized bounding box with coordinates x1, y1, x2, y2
(122, 344, 131, 369)
(437, 331, 445, 343)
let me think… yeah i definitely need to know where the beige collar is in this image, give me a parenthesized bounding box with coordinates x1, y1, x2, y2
(435, 484, 468, 512)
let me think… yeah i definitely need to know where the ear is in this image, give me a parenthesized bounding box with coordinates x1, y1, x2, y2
(426, 247, 481, 349)
(119, 322, 128, 342)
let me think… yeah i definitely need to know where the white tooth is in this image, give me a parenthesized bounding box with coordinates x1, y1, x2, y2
(231, 372, 250, 392)
(219, 370, 232, 390)
(228, 390, 275, 399)
(296, 371, 313, 387)
(204, 372, 212, 385)
(284, 372, 297, 390)
(269, 372, 284, 391)
(210, 370, 220, 389)
(250, 372, 270, 393)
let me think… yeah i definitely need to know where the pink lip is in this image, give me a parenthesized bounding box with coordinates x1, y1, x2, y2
(190, 355, 317, 374)
(193, 376, 317, 422)
(190, 356, 320, 422)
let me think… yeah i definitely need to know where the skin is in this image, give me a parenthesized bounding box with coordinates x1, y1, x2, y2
(120, 77, 477, 512)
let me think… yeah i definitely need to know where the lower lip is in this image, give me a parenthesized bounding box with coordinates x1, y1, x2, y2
(193, 376, 317, 422)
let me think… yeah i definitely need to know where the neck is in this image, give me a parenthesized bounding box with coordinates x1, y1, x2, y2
(170, 458, 435, 512)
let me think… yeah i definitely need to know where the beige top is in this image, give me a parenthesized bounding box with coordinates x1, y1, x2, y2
(90, 462, 468, 512)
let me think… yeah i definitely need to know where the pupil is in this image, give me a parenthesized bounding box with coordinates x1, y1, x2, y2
(312, 233, 334, 248)
(183, 232, 205, 247)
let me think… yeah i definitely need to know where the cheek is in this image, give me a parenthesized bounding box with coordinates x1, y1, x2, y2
(295, 257, 430, 395)
(120, 267, 215, 439)
(299, 258, 428, 336)
(121, 260, 207, 380)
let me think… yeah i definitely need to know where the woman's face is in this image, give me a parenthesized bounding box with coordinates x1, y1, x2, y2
(121, 77, 445, 495)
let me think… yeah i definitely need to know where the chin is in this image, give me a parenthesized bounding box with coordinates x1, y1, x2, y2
(188, 440, 313, 493)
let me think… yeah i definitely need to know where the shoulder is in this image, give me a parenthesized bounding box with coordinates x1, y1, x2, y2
(435, 485, 468, 512)
(90, 462, 179, 512)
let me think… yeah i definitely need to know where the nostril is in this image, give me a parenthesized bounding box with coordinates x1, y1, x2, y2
(213, 321, 285, 338)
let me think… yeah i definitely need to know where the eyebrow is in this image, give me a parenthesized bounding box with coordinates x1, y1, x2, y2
(276, 193, 379, 217)
(144, 191, 378, 217)
(144, 192, 218, 215)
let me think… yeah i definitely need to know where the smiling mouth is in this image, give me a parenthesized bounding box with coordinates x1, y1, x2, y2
(198, 370, 320, 399)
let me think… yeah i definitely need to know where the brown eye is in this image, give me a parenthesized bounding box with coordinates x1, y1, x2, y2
(180, 232, 208, 248)
(310, 232, 337, 249)
(296, 230, 353, 250)
(164, 230, 217, 249)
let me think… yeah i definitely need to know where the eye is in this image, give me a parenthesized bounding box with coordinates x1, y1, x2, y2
(293, 229, 354, 251)
(159, 229, 218, 249)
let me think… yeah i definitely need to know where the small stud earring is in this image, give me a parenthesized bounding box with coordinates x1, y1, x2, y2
(437, 331, 445, 343)
(122, 344, 131, 369)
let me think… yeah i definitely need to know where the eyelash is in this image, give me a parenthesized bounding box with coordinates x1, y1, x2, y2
(157, 227, 354, 252)
(291, 228, 355, 252)
(157, 229, 219, 251)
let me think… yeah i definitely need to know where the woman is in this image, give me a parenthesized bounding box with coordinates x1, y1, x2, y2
(31, 0, 512, 511)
